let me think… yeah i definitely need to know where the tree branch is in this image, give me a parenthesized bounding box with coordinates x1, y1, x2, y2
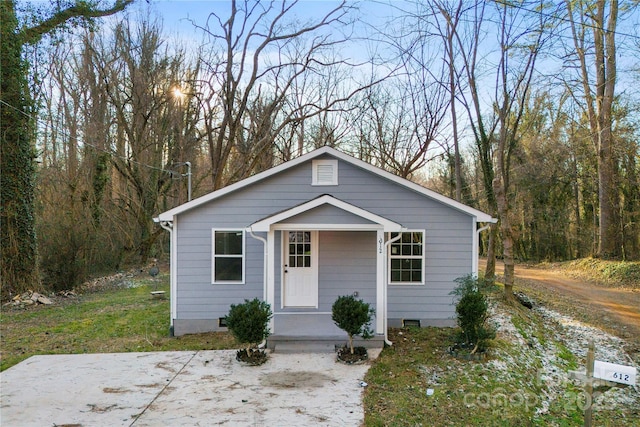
(21, 0, 135, 45)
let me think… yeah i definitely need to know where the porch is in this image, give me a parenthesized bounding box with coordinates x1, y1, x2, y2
(266, 313, 385, 353)
(249, 195, 406, 351)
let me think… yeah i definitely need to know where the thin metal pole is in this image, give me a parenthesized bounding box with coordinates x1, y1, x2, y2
(184, 161, 192, 201)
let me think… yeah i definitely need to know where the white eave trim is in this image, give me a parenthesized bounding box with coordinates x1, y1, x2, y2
(157, 146, 496, 223)
(249, 195, 403, 232)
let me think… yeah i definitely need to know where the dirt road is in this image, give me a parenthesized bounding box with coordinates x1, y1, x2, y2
(480, 259, 640, 346)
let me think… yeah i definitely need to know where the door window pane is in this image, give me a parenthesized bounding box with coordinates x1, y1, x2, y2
(289, 231, 311, 267)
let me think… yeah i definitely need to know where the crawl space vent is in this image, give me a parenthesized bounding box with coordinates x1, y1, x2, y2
(403, 319, 421, 327)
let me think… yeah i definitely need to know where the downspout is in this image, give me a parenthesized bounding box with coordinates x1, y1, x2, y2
(475, 222, 493, 277)
(383, 232, 404, 346)
(159, 220, 173, 232)
(248, 228, 268, 349)
(156, 219, 175, 335)
(248, 228, 268, 302)
(477, 223, 491, 235)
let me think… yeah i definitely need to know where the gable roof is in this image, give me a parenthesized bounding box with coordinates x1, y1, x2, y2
(250, 194, 404, 232)
(156, 146, 495, 223)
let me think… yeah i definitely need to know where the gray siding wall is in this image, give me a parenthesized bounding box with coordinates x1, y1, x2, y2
(387, 219, 471, 324)
(273, 231, 377, 313)
(286, 204, 377, 225)
(318, 231, 377, 311)
(173, 155, 473, 333)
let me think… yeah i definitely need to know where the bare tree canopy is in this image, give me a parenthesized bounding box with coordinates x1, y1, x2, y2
(2, 0, 639, 297)
(1, 0, 133, 297)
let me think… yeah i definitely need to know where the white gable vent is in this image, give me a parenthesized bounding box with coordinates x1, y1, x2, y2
(312, 159, 338, 186)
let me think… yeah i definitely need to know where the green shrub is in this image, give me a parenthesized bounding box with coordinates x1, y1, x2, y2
(331, 295, 374, 354)
(451, 275, 496, 354)
(225, 298, 273, 350)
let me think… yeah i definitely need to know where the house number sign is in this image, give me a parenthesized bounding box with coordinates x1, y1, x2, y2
(378, 238, 383, 254)
(593, 360, 637, 386)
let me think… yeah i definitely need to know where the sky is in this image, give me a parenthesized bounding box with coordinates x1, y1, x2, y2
(19, 0, 640, 155)
(127, 0, 395, 41)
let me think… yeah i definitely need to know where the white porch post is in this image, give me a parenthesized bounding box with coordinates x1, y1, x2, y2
(376, 229, 385, 334)
(472, 218, 479, 276)
(267, 229, 276, 333)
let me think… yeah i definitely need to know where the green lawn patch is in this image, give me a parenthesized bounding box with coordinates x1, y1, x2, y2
(0, 274, 236, 371)
(363, 290, 638, 426)
(1, 269, 637, 426)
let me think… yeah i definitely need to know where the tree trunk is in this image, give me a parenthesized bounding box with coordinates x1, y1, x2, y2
(484, 225, 497, 285)
(493, 176, 514, 299)
(567, 0, 621, 259)
(0, 1, 41, 298)
(595, 0, 620, 259)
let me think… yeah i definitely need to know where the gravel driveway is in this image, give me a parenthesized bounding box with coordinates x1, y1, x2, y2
(1, 349, 379, 426)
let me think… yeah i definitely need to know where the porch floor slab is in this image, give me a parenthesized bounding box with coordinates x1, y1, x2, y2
(273, 313, 345, 336)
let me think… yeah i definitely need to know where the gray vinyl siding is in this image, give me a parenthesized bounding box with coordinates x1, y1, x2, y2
(285, 204, 377, 225)
(272, 231, 377, 313)
(172, 154, 475, 332)
(318, 231, 377, 310)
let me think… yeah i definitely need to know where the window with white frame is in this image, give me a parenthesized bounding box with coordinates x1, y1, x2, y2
(388, 231, 424, 284)
(212, 229, 245, 283)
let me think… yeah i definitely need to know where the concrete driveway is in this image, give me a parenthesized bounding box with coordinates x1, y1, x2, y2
(1, 349, 379, 426)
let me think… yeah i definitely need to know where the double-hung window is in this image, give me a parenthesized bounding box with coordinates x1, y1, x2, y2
(388, 231, 424, 284)
(212, 229, 245, 284)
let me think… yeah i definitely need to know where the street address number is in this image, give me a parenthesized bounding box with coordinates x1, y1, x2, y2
(593, 360, 637, 386)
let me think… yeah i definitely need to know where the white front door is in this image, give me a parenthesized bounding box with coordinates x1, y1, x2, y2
(283, 231, 318, 307)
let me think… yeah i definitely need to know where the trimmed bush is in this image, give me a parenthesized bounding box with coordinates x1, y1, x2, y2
(332, 295, 374, 354)
(450, 275, 496, 354)
(225, 298, 273, 351)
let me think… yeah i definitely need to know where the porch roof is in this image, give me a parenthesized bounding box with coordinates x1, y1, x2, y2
(249, 194, 404, 232)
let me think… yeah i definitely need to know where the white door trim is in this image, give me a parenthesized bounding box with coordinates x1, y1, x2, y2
(281, 230, 319, 308)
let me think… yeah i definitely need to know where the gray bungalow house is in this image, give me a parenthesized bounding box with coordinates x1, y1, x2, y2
(155, 147, 495, 348)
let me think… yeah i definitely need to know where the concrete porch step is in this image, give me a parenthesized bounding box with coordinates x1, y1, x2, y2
(272, 341, 337, 354)
(268, 335, 385, 353)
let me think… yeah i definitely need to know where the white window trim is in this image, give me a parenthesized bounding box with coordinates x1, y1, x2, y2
(312, 159, 338, 186)
(388, 230, 425, 286)
(212, 228, 246, 284)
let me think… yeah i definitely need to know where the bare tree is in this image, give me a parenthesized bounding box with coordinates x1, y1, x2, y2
(447, 0, 501, 283)
(92, 18, 201, 260)
(353, 72, 448, 179)
(37, 15, 204, 277)
(440, 1, 550, 295)
(193, 0, 384, 189)
(491, 1, 548, 297)
(352, 4, 450, 179)
(1, 0, 133, 297)
(565, 0, 622, 259)
(432, 0, 465, 202)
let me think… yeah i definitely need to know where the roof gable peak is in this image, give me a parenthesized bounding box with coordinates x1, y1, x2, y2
(156, 146, 495, 223)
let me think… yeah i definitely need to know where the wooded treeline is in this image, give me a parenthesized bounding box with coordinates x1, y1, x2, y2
(1, 0, 638, 297)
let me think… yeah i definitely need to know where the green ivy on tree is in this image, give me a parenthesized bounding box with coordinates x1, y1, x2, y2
(0, 0, 133, 299)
